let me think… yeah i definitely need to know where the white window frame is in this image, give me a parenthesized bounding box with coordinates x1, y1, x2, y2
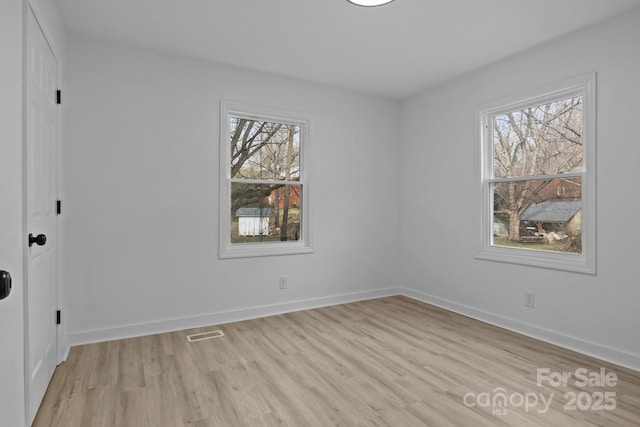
(219, 101, 313, 259)
(476, 73, 596, 274)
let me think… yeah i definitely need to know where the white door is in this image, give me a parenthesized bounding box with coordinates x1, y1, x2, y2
(26, 7, 59, 424)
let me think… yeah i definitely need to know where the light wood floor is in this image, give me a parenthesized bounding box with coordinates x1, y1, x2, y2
(34, 296, 640, 426)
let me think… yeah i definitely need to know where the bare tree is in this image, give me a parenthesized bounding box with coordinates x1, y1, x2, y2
(229, 118, 301, 237)
(231, 119, 282, 178)
(280, 126, 295, 241)
(230, 119, 284, 215)
(493, 96, 583, 240)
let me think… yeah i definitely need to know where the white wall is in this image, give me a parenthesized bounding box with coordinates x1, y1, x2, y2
(400, 8, 640, 370)
(61, 2, 640, 373)
(63, 35, 401, 344)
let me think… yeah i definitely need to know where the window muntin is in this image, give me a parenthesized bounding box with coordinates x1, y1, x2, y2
(478, 74, 596, 274)
(220, 102, 311, 258)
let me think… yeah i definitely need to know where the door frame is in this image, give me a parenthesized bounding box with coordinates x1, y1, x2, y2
(23, 1, 63, 422)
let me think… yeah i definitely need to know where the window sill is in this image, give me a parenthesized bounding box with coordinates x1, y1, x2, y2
(219, 241, 314, 259)
(476, 245, 595, 275)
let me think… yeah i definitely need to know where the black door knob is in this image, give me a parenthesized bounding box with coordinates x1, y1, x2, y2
(0, 270, 11, 300)
(28, 233, 47, 247)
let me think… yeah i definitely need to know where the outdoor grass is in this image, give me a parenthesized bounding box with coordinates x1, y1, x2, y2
(493, 237, 567, 252)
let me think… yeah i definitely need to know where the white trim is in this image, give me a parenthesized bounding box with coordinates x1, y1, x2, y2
(24, 4, 64, 425)
(230, 178, 301, 186)
(487, 172, 582, 184)
(63, 286, 640, 373)
(66, 287, 400, 347)
(477, 73, 596, 274)
(400, 287, 640, 372)
(26, 0, 67, 366)
(219, 101, 313, 259)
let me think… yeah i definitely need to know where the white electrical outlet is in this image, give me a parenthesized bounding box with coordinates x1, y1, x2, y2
(279, 276, 288, 290)
(524, 291, 535, 308)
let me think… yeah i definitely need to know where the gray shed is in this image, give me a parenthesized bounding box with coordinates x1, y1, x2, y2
(521, 201, 581, 223)
(521, 201, 582, 235)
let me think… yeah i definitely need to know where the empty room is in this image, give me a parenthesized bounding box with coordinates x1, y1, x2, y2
(2, 0, 640, 426)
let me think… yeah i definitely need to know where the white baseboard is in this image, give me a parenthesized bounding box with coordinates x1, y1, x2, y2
(64, 286, 639, 373)
(66, 287, 401, 350)
(400, 287, 640, 373)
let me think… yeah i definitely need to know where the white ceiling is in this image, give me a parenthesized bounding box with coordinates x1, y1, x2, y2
(56, 0, 640, 99)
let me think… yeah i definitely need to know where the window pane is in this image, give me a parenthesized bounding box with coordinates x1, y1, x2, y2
(231, 182, 302, 243)
(230, 118, 300, 180)
(492, 177, 582, 253)
(492, 96, 583, 178)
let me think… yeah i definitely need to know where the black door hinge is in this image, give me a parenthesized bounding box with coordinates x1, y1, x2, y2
(56, 90, 61, 105)
(56, 310, 61, 325)
(57, 200, 62, 215)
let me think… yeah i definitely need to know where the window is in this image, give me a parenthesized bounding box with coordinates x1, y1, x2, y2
(219, 101, 312, 258)
(477, 74, 596, 274)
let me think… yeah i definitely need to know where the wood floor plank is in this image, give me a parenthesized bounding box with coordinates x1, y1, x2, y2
(34, 296, 640, 426)
(144, 374, 184, 427)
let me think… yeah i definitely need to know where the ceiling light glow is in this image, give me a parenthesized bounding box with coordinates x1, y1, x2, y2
(347, 0, 396, 7)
